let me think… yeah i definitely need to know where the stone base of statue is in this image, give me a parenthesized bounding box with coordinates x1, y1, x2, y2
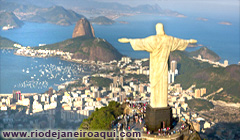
(145, 105, 173, 132)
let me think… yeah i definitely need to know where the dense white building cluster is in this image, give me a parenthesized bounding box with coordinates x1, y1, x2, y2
(15, 47, 73, 59)
(0, 56, 211, 132)
(168, 84, 213, 133)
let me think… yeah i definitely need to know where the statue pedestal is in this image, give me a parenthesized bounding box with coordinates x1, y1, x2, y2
(145, 105, 173, 132)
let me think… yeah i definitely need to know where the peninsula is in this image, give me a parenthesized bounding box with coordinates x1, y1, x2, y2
(0, 36, 19, 49)
(90, 16, 115, 25)
(15, 18, 122, 62)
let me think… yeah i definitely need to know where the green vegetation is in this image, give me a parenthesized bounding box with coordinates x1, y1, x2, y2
(97, 67, 120, 75)
(0, 36, 17, 49)
(90, 77, 113, 88)
(0, 12, 23, 27)
(90, 16, 115, 25)
(65, 80, 83, 91)
(80, 101, 124, 130)
(125, 74, 149, 83)
(171, 50, 240, 102)
(34, 36, 122, 62)
(34, 36, 93, 52)
(186, 99, 214, 111)
(208, 90, 240, 103)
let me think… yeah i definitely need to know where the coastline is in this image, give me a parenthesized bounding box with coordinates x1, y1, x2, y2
(1, 51, 94, 94)
(0, 79, 84, 95)
(14, 52, 58, 58)
(0, 48, 17, 50)
(0, 93, 38, 96)
(0, 80, 80, 95)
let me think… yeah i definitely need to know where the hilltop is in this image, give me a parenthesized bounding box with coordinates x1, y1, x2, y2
(80, 101, 124, 130)
(26, 6, 85, 26)
(20, 6, 85, 26)
(34, 36, 122, 62)
(0, 12, 23, 28)
(72, 18, 95, 38)
(90, 16, 115, 25)
(170, 50, 240, 103)
(189, 47, 221, 62)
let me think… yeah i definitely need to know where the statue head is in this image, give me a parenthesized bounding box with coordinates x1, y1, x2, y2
(156, 23, 165, 35)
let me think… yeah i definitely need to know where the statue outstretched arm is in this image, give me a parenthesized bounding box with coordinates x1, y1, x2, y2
(171, 37, 197, 51)
(118, 36, 155, 52)
(118, 38, 131, 43)
(187, 39, 197, 44)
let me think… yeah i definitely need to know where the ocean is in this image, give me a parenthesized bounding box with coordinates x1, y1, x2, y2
(0, 15, 239, 93)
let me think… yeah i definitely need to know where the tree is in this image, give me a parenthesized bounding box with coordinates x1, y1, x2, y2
(80, 119, 91, 130)
(89, 110, 115, 130)
(79, 101, 123, 130)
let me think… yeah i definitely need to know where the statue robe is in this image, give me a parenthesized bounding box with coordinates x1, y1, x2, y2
(130, 35, 189, 108)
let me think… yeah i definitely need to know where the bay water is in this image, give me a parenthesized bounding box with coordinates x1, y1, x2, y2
(0, 15, 239, 93)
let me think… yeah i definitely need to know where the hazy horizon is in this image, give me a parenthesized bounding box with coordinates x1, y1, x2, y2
(5, 0, 239, 20)
(96, 0, 239, 19)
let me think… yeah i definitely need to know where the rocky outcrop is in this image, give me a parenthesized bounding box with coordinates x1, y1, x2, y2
(72, 45, 122, 62)
(37, 17, 122, 62)
(189, 47, 221, 62)
(71, 37, 122, 62)
(72, 18, 95, 38)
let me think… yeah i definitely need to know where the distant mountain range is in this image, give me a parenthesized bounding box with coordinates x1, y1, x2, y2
(22, 6, 84, 26)
(0, 0, 85, 26)
(51, 0, 185, 17)
(2, 0, 186, 19)
(0, 0, 186, 29)
(0, 11, 24, 28)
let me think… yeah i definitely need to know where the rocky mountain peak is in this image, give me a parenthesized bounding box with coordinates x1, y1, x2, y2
(72, 18, 95, 38)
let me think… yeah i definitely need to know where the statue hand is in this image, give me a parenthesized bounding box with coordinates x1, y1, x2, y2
(188, 39, 197, 44)
(118, 38, 130, 43)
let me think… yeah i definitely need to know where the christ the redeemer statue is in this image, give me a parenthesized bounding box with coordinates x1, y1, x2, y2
(119, 23, 197, 108)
